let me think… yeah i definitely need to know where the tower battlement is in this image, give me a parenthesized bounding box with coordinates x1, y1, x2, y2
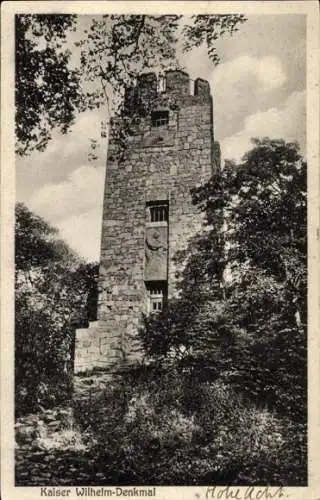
(137, 70, 211, 97)
(124, 70, 211, 114)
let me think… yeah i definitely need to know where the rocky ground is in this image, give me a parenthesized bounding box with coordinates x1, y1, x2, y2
(15, 372, 115, 486)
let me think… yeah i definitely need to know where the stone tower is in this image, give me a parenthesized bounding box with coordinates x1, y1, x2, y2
(75, 70, 220, 373)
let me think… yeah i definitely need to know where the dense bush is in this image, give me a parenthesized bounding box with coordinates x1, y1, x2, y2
(139, 282, 307, 422)
(72, 368, 307, 485)
(15, 203, 98, 416)
(139, 139, 307, 423)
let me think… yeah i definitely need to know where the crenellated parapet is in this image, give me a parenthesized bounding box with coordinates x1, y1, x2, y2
(165, 70, 190, 95)
(124, 70, 212, 114)
(194, 78, 211, 97)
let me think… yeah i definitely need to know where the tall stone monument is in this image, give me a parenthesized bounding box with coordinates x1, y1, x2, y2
(75, 70, 220, 373)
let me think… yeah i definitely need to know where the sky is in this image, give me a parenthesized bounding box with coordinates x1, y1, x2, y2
(16, 14, 306, 262)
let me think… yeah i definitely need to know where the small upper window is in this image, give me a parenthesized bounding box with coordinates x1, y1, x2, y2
(148, 204, 168, 223)
(151, 110, 169, 128)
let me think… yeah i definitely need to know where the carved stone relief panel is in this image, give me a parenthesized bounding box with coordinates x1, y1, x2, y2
(145, 225, 168, 281)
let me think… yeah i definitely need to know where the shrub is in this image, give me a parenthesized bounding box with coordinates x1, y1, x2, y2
(15, 204, 98, 416)
(73, 369, 307, 485)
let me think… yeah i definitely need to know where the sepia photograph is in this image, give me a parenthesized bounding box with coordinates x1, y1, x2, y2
(1, 1, 319, 498)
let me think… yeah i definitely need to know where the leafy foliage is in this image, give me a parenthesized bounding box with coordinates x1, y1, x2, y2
(15, 203, 98, 415)
(15, 367, 307, 486)
(15, 202, 76, 269)
(15, 15, 85, 155)
(183, 14, 247, 65)
(139, 139, 307, 421)
(70, 371, 307, 485)
(77, 15, 180, 110)
(15, 14, 247, 155)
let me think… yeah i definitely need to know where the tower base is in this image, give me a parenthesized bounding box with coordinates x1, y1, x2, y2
(74, 321, 143, 374)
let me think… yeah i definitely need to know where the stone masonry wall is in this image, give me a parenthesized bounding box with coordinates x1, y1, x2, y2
(74, 71, 219, 373)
